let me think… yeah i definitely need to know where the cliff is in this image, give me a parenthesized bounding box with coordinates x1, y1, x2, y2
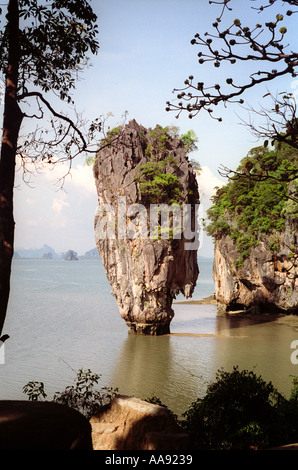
(213, 215, 298, 313)
(207, 145, 298, 314)
(93, 120, 200, 334)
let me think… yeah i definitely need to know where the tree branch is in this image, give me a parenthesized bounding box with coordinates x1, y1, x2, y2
(166, 0, 298, 129)
(18, 90, 89, 152)
(238, 91, 298, 149)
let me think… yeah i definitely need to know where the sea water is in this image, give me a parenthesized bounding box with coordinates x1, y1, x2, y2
(1, 257, 297, 417)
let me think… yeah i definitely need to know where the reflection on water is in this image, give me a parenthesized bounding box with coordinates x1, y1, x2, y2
(111, 333, 217, 417)
(215, 313, 285, 334)
(112, 335, 173, 399)
(111, 305, 298, 417)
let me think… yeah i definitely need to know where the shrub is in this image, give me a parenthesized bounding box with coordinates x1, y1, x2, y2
(180, 366, 298, 450)
(136, 155, 183, 205)
(23, 368, 118, 419)
(135, 125, 199, 206)
(22, 381, 47, 402)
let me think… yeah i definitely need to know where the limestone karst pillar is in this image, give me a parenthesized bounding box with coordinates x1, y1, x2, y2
(93, 120, 200, 335)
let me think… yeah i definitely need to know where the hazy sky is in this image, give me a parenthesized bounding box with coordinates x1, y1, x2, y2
(11, 0, 298, 257)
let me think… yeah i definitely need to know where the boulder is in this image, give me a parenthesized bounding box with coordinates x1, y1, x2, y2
(0, 400, 92, 450)
(90, 395, 189, 450)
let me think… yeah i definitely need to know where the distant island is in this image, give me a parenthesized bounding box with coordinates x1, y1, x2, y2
(13, 244, 100, 260)
(14, 244, 59, 259)
(79, 248, 100, 259)
(64, 250, 78, 261)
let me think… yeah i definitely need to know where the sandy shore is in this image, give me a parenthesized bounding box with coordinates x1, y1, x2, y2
(167, 332, 224, 338)
(174, 294, 217, 305)
(173, 294, 298, 331)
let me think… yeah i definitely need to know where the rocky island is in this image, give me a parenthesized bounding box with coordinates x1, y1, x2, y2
(207, 145, 298, 314)
(93, 120, 200, 334)
(64, 250, 78, 261)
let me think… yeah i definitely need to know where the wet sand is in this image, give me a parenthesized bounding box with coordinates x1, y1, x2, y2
(174, 294, 217, 305)
(168, 332, 221, 337)
(173, 295, 298, 333)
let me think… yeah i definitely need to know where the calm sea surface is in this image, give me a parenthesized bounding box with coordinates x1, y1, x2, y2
(1, 257, 298, 417)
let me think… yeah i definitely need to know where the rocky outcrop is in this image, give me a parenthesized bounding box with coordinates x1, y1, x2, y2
(90, 395, 189, 450)
(64, 250, 78, 261)
(213, 215, 298, 313)
(93, 120, 199, 334)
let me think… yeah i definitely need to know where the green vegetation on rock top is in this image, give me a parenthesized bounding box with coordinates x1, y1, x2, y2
(136, 155, 183, 205)
(206, 144, 298, 266)
(136, 125, 199, 206)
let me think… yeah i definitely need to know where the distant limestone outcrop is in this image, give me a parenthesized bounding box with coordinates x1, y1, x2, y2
(64, 250, 78, 261)
(82, 248, 100, 259)
(93, 120, 200, 335)
(14, 244, 59, 259)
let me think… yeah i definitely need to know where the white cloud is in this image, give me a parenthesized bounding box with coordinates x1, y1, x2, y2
(42, 162, 96, 196)
(194, 165, 225, 232)
(67, 164, 96, 195)
(15, 155, 96, 197)
(197, 166, 224, 202)
(194, 167, 225, 257)
(51, 198, 70, 214)
(26, 218, 39, 227)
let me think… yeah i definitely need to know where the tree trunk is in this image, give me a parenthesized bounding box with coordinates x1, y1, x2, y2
(0, 0, 22, 335)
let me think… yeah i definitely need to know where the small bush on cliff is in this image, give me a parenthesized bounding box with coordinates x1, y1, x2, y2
(290, 375, 298, 403)
(145, 125, 198, 156)
(136, 156, 183, 205)
(23, 368, 118, 419)
(180, 366, 298, 450)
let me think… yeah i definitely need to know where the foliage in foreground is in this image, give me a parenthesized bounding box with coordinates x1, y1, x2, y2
(180, 367, 298, 450)
(23, 366, 298, 450)
(23, 368, 118, 420)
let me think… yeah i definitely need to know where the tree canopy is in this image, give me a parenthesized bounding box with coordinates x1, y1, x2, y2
(0, 0, 99, 102)
(0, 0, 101, 173)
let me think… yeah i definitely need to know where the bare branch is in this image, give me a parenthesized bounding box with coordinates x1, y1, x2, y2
(166, 0, 298, 134)
(238, 91, 298, 149)
(18, 91, 89, 152)
(15, 104, 129, 189)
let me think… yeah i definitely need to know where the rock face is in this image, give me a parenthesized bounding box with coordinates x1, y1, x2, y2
(213, 215, 298, 313)
(93, 120, 199, 334)
(90, 395, 189, 450)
